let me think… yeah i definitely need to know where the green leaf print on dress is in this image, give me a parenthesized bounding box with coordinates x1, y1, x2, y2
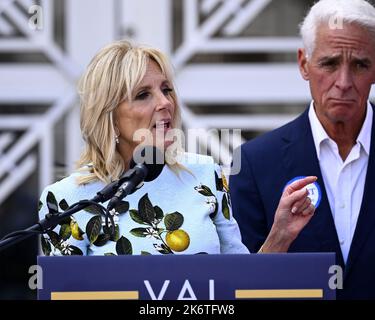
(129, 193, 190, 254)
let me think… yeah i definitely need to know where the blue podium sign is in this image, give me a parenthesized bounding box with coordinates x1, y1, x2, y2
(38, 253, 335, 300)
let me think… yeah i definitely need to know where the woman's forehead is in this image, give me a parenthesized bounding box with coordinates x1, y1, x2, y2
(137, 60, 169, 86)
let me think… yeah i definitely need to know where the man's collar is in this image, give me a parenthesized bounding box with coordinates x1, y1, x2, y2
(308, 101, 373, 159)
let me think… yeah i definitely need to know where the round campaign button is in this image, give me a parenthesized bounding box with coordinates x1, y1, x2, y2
(285, 176, 321, 209)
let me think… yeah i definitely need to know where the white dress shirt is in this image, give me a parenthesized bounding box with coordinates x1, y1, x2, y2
(308, 101, 372, 263)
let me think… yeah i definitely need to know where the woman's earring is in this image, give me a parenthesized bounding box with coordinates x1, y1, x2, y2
(114, 126, 120, 144)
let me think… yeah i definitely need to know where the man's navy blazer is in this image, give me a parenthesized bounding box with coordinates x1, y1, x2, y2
(230, 106, 375, 299)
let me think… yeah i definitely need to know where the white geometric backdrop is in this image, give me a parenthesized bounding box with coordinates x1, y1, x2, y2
(0, 0, 374, 206)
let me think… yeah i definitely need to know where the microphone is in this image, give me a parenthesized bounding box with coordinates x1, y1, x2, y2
(107, 146, 165, 210)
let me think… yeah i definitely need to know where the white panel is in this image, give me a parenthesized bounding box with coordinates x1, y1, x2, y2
(197, 114, 299, 130)
(201, 0, 220, 14)
(41, 0, 53, 42)
(0, 116, 40, 129)
(0, 64, 74, 103)
(18, 0, 35, 10)
(0, 155, 37, 205)
(0, 92, 76, 180)
(0, 39, 41, 51)
(0, 15, 14, 35)
(65, 102, 83, 173)
(184, 0, 198, 42)
(173, 0, 246, 69)
(224, 0, 272, 35)
(176, 63, 311, 104)
(40, 128, 53, 194)
(199, 38, 302, 53)
(0, 0, 13, 14)
(121, 0, 171, 54)
(1, 0, 372, 208)
(0, 133, 15, 154)
(66, 0, 116, 68)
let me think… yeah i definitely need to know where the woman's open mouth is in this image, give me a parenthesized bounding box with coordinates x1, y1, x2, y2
(153, 120, 171, 131)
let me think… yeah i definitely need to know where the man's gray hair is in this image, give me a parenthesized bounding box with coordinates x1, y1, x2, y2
(300, 0, 375, 58)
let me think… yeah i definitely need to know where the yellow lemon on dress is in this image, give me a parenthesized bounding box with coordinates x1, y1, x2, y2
(70, 220, 84, 240)
(165, 229, 190, 252)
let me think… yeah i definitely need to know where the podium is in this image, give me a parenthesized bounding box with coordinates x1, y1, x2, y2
(38, 253, 335, 300)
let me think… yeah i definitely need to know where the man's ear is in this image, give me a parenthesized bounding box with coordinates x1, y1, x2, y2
(298, 48, 310, 80)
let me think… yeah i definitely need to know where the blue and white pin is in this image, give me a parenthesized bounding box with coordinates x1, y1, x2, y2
(285, 176, 321, 209)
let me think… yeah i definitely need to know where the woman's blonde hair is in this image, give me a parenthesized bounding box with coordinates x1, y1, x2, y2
(76, 40, 182, 185)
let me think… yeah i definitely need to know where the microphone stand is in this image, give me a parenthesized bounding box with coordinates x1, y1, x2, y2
(0, 167, 140, 252)
(0, 201, 95, 252)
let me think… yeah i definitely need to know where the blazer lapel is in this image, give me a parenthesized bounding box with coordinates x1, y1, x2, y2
(345, 105, 375, 276)
(281, 109, 345, 268)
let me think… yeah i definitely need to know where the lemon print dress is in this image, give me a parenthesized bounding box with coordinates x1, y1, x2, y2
(38, 153, 249, 256)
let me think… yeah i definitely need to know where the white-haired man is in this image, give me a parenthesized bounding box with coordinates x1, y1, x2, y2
(230, 0, 375, 299)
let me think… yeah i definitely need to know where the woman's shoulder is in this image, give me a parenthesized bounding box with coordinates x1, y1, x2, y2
(42, 172, 82, 193)
(174, 152, 225, 187)
(177, 152, 225, 175)
(39, 171, 102, 206)
(177, 152, 214, 166)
